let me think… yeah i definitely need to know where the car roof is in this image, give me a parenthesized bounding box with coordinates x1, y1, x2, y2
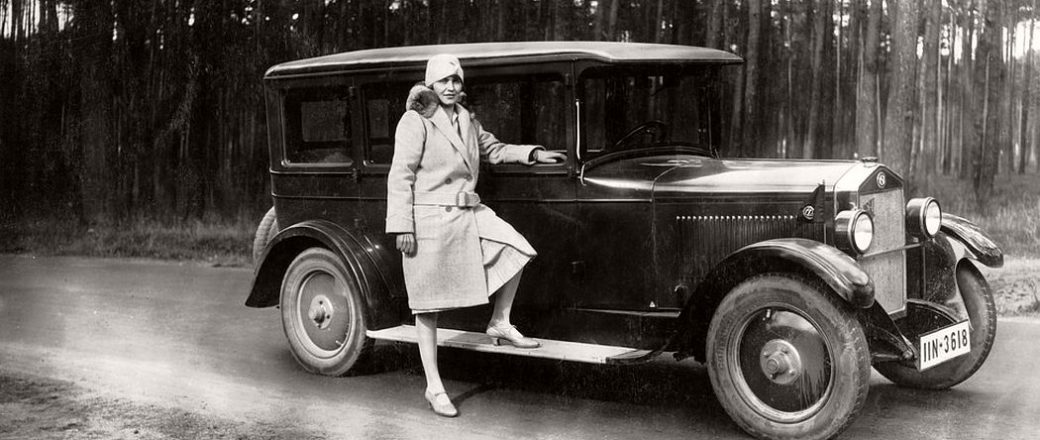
(265, 41, 743, 78)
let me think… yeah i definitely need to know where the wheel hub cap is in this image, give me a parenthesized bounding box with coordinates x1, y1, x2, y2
(760, 340, 802, 385)
(308, 294, 334, 330)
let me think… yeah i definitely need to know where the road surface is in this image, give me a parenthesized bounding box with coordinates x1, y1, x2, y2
(0, 254, 1037, 439)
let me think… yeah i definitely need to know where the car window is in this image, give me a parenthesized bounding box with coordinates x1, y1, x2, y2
(362, 81, 413, 165)
(283, 87, 353, 166)
(580, 66, 713, 157)
(465, 74, 567, 158)
(361, 74, 567, 166)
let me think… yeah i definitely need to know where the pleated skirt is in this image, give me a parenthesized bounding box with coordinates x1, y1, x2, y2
(410, 238, 532, 315)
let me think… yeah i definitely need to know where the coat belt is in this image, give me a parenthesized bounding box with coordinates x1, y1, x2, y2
(413, 191, 481, 208)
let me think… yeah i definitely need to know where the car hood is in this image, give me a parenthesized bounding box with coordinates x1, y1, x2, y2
(583, 155, 861, 198)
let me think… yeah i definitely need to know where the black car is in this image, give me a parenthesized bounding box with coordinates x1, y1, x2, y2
(246, 41, 1003, 440)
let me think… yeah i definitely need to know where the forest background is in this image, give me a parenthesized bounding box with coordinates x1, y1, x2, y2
(1, 0, 1039, 262)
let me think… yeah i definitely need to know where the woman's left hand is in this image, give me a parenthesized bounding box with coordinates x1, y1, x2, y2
(533, 150, 566, 163)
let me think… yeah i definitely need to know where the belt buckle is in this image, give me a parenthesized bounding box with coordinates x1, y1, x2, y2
(455, 191, 471, 208)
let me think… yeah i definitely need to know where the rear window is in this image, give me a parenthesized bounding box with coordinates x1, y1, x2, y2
(283, 87, 353, 166)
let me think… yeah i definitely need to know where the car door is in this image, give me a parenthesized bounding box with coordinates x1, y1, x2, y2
(465, 70, 579, 312)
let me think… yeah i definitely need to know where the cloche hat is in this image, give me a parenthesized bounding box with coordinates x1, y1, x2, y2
(424, 54, 464, 87)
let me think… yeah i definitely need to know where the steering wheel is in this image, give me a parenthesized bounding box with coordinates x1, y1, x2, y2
(609, 120, 670, 152)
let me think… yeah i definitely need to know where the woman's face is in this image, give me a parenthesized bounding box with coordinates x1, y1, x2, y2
(431, 75, 463, 106)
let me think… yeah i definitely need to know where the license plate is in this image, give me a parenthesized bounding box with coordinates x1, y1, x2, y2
(918, 320, 971, 371)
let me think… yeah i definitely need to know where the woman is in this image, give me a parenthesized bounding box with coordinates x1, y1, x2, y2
(385, 54, 565, 417)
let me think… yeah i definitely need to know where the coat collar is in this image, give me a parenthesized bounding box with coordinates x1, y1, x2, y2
(429, 104, 475, 172)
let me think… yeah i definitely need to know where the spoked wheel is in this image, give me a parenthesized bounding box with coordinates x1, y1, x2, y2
(874, 264, 996, 389)
(707, 274, 871, 440)
(281, 247, 372, 376)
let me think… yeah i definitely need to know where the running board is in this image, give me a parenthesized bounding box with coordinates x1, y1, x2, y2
(366, 325, 654, 365)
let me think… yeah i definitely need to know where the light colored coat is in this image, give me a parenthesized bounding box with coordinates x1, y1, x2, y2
(386, 102, 539, 311)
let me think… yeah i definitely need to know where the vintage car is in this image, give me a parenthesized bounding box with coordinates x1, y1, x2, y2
(247, 42, 1003, 440)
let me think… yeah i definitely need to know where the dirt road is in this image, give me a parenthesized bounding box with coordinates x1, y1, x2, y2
(1, 255, 1038, 439)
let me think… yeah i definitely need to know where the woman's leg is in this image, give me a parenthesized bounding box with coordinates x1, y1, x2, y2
(489, 270, 523, 327)
(415, 312, 445, 393)
(486, 270, 539, 348)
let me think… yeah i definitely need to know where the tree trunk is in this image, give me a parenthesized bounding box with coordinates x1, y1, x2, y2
(606, 0, 619, 41)
(881, 0, 920, 180)
(706, 0, 724, 49)
(654, 0, 665, 43)
(742, 0, 762, 157)
(780, 0, 798, 158)
(833, 0, 846, 158)
(941, 6, 953, 175)
(959, 1, 976, 178)
(1020, 0, 1036, 174)
(1004, 3, 1016, 174)
(918, 0, 941, 193)
(803, 0, 828, 158)
(856, 0, 881, 159)
(973, 0, 1003, 205)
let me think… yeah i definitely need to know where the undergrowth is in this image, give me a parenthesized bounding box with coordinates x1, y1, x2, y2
(929, 173, 1040, 258)
(0, 214, 255, 267)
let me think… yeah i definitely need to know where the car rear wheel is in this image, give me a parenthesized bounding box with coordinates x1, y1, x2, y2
(874, 264, 996, 389)
(253, 207, 280, 264)
(281, 247, 372, 376)
(707, 273, 871, 440)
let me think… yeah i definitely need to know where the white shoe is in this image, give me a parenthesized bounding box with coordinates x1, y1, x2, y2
(486, 324, 540, 349)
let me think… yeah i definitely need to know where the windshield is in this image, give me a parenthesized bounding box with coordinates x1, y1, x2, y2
(579, 65, 718, 158)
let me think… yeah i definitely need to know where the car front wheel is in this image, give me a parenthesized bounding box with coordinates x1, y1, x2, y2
(280, 247, 372, 376)
(707, 273, 871, 440)
(874, 264, 996, 389)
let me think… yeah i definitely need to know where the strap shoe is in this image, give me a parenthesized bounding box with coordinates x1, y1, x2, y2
(486, 324, 541, 349)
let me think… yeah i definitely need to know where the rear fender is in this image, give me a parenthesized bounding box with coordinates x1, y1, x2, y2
(245, 220, 405, 330)
(670, 238, 875, 361)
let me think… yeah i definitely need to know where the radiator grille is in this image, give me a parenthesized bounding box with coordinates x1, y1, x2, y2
(859, 188, 906, 314)
(678, 215, 825, 284)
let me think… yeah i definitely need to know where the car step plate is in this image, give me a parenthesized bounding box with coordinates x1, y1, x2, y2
(367, 325, 651, 365)
(918, 320, 971, 371)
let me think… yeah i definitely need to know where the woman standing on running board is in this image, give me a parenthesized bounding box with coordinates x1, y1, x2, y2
(385, 53, 565, 417)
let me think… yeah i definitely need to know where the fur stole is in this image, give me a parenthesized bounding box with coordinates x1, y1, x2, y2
(406, 83, 466, 119)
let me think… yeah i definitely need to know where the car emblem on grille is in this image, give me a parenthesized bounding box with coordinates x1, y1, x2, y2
(801, 205, 815, 221)
(876, 172, 887, 188)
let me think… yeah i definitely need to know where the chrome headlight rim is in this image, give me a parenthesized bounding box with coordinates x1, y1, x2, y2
(835, 209, 874, 255)
(906, 197, 942, 238)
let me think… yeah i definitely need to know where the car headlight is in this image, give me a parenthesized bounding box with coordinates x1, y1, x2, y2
(836, 209, 874, 255)
(906, 197, 942, 238)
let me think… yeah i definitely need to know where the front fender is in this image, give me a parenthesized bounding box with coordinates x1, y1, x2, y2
(245, 220, 404, 330)
(670, 238, 874, 361)
(940, 214, 1003, 268)
(709, 238, 876, 308)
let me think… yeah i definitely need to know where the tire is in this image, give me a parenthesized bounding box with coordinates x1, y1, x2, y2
(707, 274, 871, 440)
(253, 207, 280, 264)
(280, 247, 372, 376)
(874, 265, 996, 389)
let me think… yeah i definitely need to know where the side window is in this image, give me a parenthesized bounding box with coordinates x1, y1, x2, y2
(362, 82, 413, 165)
(284, 87, 353, 166)
(466, 74, 567, 157)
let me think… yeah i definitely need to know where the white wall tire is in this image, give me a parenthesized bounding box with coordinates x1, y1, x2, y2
(280, 247, 372, 376)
